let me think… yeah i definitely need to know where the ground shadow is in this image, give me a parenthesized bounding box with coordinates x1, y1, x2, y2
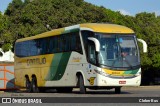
(3, 87, 132, 95)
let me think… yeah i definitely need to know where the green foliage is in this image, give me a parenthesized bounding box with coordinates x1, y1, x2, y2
(1, 0, 160, 80)
(5, 0, 23, 16)
(152, 54, 160, 68)
(2, 43, 12, 52)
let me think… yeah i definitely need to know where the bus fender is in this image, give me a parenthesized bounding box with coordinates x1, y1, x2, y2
(76, 71, 86, 86)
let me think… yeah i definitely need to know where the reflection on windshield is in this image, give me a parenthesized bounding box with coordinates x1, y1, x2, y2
(95, 33, 140, 69)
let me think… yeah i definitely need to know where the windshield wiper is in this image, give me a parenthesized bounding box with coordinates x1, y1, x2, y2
(122, 57, 133, 69)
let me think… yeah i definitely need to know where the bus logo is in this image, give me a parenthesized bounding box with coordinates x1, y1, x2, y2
(72, 57, 82, 62)
(88, 77, 96, 85)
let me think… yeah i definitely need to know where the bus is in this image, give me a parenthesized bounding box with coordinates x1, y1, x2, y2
(14, 23, 147, 94)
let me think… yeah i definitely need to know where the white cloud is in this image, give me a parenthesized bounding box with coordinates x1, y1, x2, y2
(117, 9, 132, 16)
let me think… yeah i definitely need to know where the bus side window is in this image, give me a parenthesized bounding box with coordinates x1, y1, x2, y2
(52, 36, 58, 53)
(22, 41, 30, 57)
(46, 37, 51, 53)
(30, 40, 38, 56)
(64, 34, 71, 52)
(70, 32, 82, 54)
(71, 33, 76, 51)
(61, 35, 66, 52)
(15, 41, 29, 57)
(47, 37, 53, 53)
(37, 38, 47, 55)
(36, 39, 41, 55)
(76, 34, 82, 54)
(58, 36, 63, 52)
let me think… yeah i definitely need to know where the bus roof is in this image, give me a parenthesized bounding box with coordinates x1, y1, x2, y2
(80, 23, 134, 33)
(16, 23, 134, 42)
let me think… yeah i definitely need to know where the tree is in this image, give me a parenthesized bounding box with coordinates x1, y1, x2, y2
(1, 0, 160, 84)
(5, 0, 23, 16)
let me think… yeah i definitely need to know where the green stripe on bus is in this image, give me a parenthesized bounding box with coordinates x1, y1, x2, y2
(45, 53, 62, 80)
(124, 69, 139, 74)
(130, 69, 139, 74)
(45, 52, 71, 81)
(124, 69, 138, 74)
(63, 28, 79, 34)
(52, 52, 71, 80)
(124, 71, 132, 74)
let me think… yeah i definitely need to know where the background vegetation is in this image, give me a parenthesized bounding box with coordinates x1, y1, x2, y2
(0, 0, 160, 84)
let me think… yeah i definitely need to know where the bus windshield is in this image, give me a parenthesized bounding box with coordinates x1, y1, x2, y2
(95, 33, 140, 69)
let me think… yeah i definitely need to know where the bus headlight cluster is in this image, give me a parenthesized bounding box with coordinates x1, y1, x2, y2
(94, 69, 109, 77)
(135, 71, 141, 77)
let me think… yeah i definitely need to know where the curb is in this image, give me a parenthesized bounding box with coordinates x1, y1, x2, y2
(123, 86, 160, 88)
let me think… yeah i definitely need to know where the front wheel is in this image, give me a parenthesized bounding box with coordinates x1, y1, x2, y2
(79, 75, 86, 94)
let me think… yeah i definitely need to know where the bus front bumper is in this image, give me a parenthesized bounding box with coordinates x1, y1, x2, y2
(96, 74, 141, 87)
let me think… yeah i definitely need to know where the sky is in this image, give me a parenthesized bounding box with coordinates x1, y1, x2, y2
(0, 0, 160, 16)
(84, 0, 160, 16)
(0, 0, 12, 13)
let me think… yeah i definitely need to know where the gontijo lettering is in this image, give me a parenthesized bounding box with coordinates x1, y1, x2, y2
(27, 58, 46, 66)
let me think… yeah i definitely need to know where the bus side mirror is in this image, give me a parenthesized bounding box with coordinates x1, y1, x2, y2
(137, 39, 147, 53)
(88, 37, 100, 52)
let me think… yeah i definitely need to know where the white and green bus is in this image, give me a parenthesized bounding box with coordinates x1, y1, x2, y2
(14, 23, 147, 93)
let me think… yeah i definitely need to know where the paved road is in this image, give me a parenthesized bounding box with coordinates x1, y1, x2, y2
(0, 86, 160, 105)
(0, 86, 160, 97)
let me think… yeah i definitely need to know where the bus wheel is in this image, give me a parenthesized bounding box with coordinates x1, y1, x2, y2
(79, 75, 86, 94)
(25, 78, 32, 93)
(115, 87, 121, 94)
(31, 77, 39, 93)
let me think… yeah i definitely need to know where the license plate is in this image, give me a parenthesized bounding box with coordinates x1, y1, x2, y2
(119, 81, 126, 84)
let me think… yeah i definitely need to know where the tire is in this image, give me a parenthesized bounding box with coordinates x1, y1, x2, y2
(31, 77, 39, 93)
(25, 78, 32, 93)
(115, 87, 121, 94)
(79, 75, 86, 94)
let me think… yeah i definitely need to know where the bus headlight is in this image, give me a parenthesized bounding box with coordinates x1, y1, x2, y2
(94, 69, 109, 77)
(135, 71, 141, 77)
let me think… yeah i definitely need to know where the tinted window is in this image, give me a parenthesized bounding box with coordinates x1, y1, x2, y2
(15, 31, 82, 57)
(30, 40, 38, 56)
(15, 41, 29, 57)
